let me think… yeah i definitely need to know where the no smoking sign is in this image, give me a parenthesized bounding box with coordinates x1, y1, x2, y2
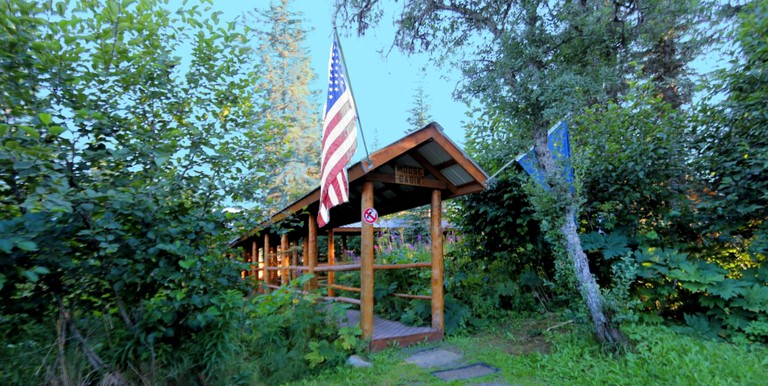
(362, 207, 378, 225)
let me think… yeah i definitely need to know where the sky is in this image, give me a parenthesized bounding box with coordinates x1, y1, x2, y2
(207, 1, 469, 163)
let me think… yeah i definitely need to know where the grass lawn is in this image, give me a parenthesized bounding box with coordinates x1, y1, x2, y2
(291, 316, 768, 385)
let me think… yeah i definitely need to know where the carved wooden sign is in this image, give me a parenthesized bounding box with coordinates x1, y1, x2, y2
(395, 164, 424, 186)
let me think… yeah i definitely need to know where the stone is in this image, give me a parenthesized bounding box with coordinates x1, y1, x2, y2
(347, 354, 373, 368)
(404, 348, 463, 369)
(431, 363, 499, 381)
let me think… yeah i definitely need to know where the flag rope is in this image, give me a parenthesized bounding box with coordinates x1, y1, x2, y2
(333, 28, 373, 170)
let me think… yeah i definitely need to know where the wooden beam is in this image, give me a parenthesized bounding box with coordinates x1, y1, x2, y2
(410, 150, 458, 194)
(264, 265, 305, 271)
(281, 234, 289, 286)
(374, 262, 431, 270)
(332, 227, 383, 234)
(391, 293, 431, 300)
(326, 297, 361, 305)
(327, 283, 361, 293)
(366, 172, 448, 190)
(433, 158, 458, 170)
(241, 250, 248, 279)
(431, 189, 444, 331)
(250, 241, 258, 283)
(312, 263, 361, 272)
(454, 182, 486, 197)
(360, 181, 375, 341)
(307, 214, 318, 290)
(290, 242, 298, 281)
(263, 234, 271, 292)
(328, 230, 335, 298)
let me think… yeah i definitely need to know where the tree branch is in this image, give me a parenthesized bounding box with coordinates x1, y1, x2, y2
(430, 0, 503, 39)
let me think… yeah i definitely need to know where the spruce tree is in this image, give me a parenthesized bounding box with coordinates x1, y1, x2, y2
(251, 0, 321, 210)
(405, 76, 432, 133)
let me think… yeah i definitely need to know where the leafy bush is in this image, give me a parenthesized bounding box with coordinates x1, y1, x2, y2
(240, 278, 364, 385)
(372, 232, 433, 326)
(0, 0, 300, 383)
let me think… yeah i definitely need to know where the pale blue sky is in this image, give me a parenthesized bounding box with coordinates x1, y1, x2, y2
(207, 1, 468, 163)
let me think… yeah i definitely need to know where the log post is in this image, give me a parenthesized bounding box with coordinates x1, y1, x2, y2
(431, 189, 444, 331)
(290, 241, 298, 281)
(281, 234, 289, 285)
(241, 250, 248, 279)
(307, 214, 318, 290)
(360, 181, 375, 340)
(263, 234, 271, 292)
(251, 241, 258, 284)
(328, 229, 335, 298)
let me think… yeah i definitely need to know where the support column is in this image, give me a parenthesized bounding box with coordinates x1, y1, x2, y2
(281, 234, 289, 285)
(251, 241, 258, 283)
(263, 234, 271, 292)
(328, 229, 335, 298)
(431, 189, 444, 331)
(360, 181, 375, 340)
(307, 214, 318, 290)
(241, 250, 248, 279)
(290, 241, 298, 281)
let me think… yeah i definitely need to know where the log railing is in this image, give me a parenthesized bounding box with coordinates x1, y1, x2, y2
(256, 263, 431, 303)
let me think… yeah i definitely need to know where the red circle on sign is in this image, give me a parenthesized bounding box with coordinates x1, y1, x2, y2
(363, 207, 378, 224)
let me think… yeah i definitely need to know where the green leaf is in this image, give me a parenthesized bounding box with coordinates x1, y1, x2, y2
(38, 113, 53, 125)
(21, 126, 40, 139)
(16, 240, 38, 251)
(0, 239, 12, 253)
(22, 270, 39, 282)
(179, 258, 196, 269)
(48, 125, 65, 136)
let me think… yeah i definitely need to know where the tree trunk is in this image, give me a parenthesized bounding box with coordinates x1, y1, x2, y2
(562, 206, 626, 345)
(534, 128, 626, 346)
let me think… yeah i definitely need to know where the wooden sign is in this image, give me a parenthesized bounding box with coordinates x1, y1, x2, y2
(395, 164, 424, 186)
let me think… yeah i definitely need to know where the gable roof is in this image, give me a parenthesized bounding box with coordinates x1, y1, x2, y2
(232, 122, 488, 247)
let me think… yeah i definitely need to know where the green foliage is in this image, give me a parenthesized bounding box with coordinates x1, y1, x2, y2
(0, 0, 287, 383)
(583, 238, 768, 342)
(574, 85, 694, 250)
(240, 282, 365, 384)
(294, 322, 768, 386)
(405, 76, 432, 133)
(250, 0, 321, 209)
(694, 0, 768, 262)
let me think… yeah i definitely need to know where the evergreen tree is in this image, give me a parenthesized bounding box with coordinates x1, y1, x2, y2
(405, 76, 432, 133)
(251, 0, 321, 210)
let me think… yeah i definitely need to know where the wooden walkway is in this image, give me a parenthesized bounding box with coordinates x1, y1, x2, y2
(342, 310, 443, 352)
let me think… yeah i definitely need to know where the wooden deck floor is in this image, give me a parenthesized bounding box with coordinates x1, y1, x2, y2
(341, 310, 443, 352)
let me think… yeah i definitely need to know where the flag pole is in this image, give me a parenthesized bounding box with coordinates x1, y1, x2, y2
(333, 28, 373, 171)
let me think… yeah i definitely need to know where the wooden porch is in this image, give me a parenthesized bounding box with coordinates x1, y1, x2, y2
(231, 123, 488, 350)
(341, 310, 443, 352)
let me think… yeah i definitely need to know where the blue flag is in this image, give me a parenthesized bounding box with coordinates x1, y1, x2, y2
(516, 121, 574, 192)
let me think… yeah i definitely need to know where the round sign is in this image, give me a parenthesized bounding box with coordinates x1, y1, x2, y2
(362, 207, 378, 225)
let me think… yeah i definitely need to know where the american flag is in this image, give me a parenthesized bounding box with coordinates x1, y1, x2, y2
(318, 39, 357, 228)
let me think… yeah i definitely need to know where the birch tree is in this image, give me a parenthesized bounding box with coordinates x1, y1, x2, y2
(334, 0, 717, 345)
